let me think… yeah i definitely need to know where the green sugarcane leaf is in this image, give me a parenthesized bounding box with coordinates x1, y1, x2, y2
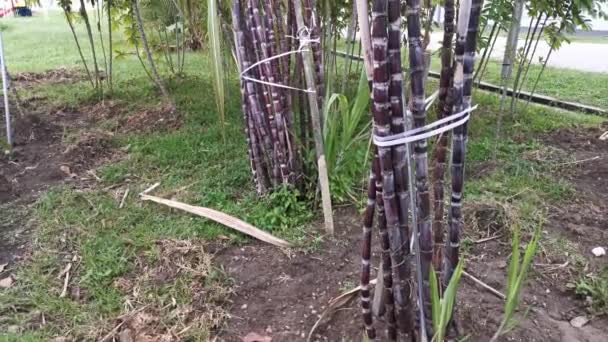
(499, 224, 541, 337)
(322, 93, 349, 173)
(436, 261, 464, 342)
(429, 267, 441, 337)
(505, 223, 521, 316)
(207, 0, 225, 140)
(511, 226, 541, 305)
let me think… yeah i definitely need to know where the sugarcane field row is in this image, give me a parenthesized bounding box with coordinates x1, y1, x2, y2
(0, 0, 607, 341)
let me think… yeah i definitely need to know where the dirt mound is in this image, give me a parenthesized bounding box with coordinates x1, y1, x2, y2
(12, 113, 59, 146)
(119, 105, 181, 134)
(12, 68, 87, 87)
(62, 132, 116, 173)
(77, 100, 125, 122)
(0, 109, 120, 265)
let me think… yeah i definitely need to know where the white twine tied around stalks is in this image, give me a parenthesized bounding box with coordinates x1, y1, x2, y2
(239, 27, 320, 93)
(373, 102, 478, 148)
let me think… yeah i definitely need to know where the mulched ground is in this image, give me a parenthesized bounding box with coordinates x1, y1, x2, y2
(215, 122, 608, 342)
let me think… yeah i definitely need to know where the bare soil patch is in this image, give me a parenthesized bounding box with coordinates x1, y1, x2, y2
(216, 123, 608, 342)
(0, 89, 120, 268)
(541, 123, 608, 269)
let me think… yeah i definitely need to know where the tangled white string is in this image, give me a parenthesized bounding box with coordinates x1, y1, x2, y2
(239, 27, 320, 93)
(373, 104, 478, 147)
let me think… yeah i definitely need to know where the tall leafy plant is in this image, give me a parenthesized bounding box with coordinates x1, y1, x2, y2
(58, 0, 95, 89)
(322, 69, 370, 203)
(491, 224, 541, 341)
(429, 261, 464, 342)
(208, 0, 225, 140)
(132, 0, 173, 105)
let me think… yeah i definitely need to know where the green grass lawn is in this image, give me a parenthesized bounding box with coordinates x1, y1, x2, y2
(463, 58, 608, 110)
(0, 12, 606, 341)
(336, 38, 608, 109)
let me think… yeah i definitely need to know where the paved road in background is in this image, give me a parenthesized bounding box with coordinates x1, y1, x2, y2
(429, 32, 608, 73)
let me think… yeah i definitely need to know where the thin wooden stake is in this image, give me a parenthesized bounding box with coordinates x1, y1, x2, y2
(119, 188, 130, 209)
(463, 270, 506, 300)
(293, 0, 334, 235)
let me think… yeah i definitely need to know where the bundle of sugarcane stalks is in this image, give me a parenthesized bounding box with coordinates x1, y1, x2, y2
(232, 0, 324, 195)
(358, 0, 483, 340)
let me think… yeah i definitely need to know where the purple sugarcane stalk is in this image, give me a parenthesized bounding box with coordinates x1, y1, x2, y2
(431, 0, 455, 275)
(371, 0, 415, 337)
(405, 0, 433, 336)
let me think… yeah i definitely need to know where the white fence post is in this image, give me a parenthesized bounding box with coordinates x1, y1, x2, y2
(0, 31, 12, 147)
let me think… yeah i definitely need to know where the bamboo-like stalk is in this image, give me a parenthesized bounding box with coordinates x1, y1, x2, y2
(371, 0, 414, 337)
(513, 14, 548, 111)
(374, 154, 398, 341)
(431, 0, 455, 275)
(264, 0, 297, 180)
(234, 0, 270, 194)
(95, 1, 108, 88)
(160, 29, 176, 74)
(249, 0, 292, 184)
(62, 9, 95, 89)
(134, 41, 154, 82)
(304, 0, 324, 108)
(473, 21, 497, 82)
(444, 0, 483, 310)
(79, 0, 101, 89)
(341, 1, 358, 92)
(356, 0, 373, 81)
(132, 0, 172, 105)
(405, 0, 434, 335)
(360, 167, 377, 339)
(510, 13, 543, 114)
(355, 0, 391, 334)
(242, 12, 277, 187)
(243, 5, 281, 186)
(474, 23, 501, 88)
(498, 0, 524, 111)
(387, 0, 416, 336)
(107, 0, 113, 92)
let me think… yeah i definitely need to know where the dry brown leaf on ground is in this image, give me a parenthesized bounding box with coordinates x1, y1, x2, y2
(242, 332, 272, 342)
(140, 194, 291, 248)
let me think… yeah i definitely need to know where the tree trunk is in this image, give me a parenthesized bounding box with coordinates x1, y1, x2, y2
(340, 0, 357, 92)
(96, 0, 108, 87)
(63, 10, 95, 89)
(498, 0, 524, 111)
(107, 0, 113, 92)
(132, 0, 172, 106)
(79, 0, 101, 89)
(510, 13, 543, 114)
